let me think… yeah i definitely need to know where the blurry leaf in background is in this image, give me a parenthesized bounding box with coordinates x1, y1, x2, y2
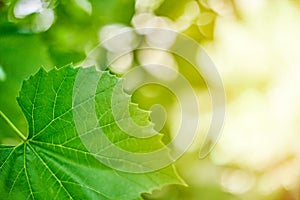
(143, 185, 238, 200)
(41, 0, 135, 66)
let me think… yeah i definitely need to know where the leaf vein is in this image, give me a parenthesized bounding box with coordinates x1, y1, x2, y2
(28, 143, 74, 200)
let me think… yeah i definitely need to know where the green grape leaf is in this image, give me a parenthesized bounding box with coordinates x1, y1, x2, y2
(0, 66, 183, 200)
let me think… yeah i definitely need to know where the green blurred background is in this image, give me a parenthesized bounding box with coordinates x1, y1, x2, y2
(1, 0, 300, 199)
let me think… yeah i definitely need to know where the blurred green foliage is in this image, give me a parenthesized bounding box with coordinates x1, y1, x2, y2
(0, 0, 227, 199)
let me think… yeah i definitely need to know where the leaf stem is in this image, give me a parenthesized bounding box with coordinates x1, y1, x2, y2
(0, 111, 27, 141)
